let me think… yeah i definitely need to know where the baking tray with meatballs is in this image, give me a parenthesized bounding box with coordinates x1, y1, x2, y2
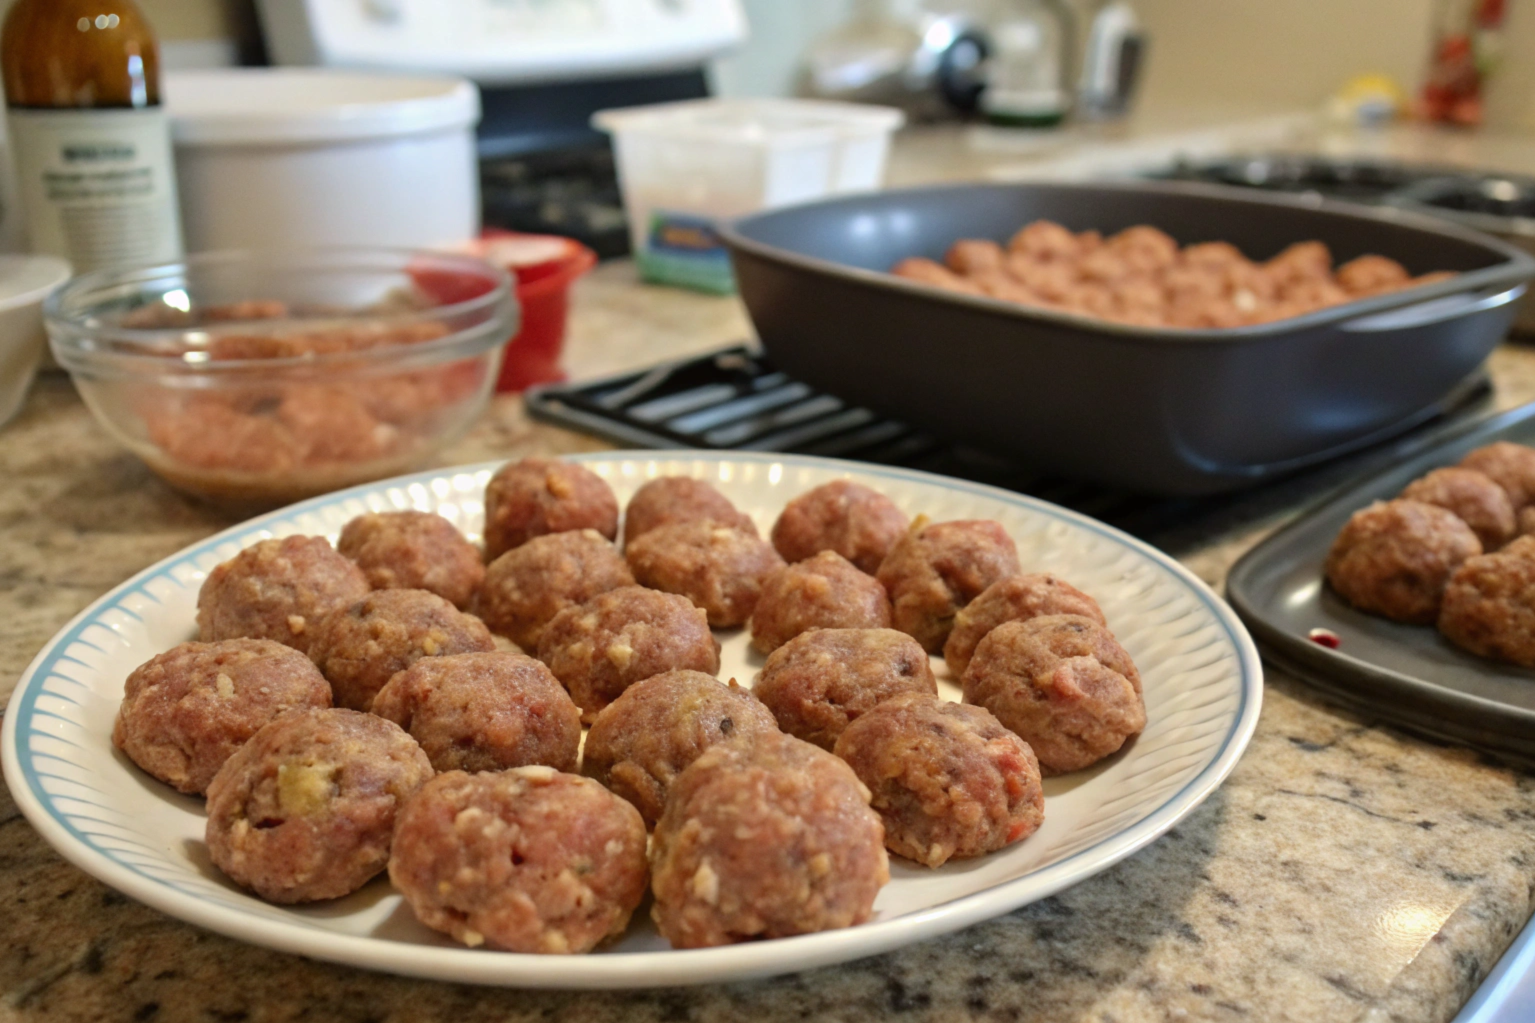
(4, 451, 1261, 988)
(1227, 401, 1535, 762)
(720, 180, 1535, 495)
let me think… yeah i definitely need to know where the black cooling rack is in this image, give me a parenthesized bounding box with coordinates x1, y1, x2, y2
(524, 344, 1494, 552)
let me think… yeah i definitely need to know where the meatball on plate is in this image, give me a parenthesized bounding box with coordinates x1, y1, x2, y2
(6, 451, 1260, 987)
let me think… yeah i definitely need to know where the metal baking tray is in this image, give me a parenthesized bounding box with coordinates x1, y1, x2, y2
(720, 180, 1535, 496)
(1225, 401, 1535, 762)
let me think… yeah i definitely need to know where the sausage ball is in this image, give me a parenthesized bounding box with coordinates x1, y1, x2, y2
(963, 615, 1145, 774)
(749, 551, 893, 655)
(649, 732, 889, 948)
(834, 693, 1045, 867)
(625, 521, 785, 627)
(370, 651, 581, 774)
(537, 585, 720, 723)
(770, 479, 909, 574)
(1520, 506, 1535, 538)
(1007, 220, 1082, 261)
(753, 628, 937, 750)
(876, 520, 1022, 653)
(1401, 467, 1516, 551)
(1265, 240, 1333, 285)
(197, 536, 371, 655)
(477, 529, 635, 650)
(204, 708, 433, 903)
(113, 639, 331, 795)
(1324, 499, 1482, 624)
(1336, 254, 1410, 295)
(891, 258, 985, 296)
(390, 767, 648, 953)
(1437, 535, 1535, 666)
(623, 476, 757, 544)
(307, 589, 495, 711)
(1461, 442, 1535, 511)
(583, 670, 780, 827)
(482, 457, 619, 561)
(945, 238, 1006, 276)
(943, 573, 1106, 678)
(337, 510, 485, 610)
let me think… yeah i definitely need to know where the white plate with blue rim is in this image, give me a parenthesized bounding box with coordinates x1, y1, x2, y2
(2, 451, 1262, 988)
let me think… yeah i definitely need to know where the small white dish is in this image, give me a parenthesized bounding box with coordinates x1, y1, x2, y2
(2, 451, 1262, 988)
(0, 253, 70, 426)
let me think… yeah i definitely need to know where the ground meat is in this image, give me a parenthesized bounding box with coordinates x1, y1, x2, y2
(962, 615, 1145, 774)
(307, 589, 495, 711)
(536, 586, 719, 723)
(749, 552, 893, 655)
(625, 521, 785, 627)
(943, 573, 1106, 677)
(370, 651, 581, 773)
(1324, 499, 1483, 624)
(482, 457, 619, 560)
(477, 530, 635, 650)
(197, 536, 371, 655)
(623, 477, 757, 544)
(753, 628, 937, 750)
(770, 480, 910, 574)
(582, 671, 780, 827)
(204, 707, 432, 903)
(337, 510, 485, 610)
(390, 767, 648, 953)
(1437, 535, 1535, 666)
(876, 520, 1021, 653)
(833, 692, 1044, 867)
(649, 732, 889, 948)
(1400, 468, 1516, 551)
(1460, 443, 1535, 511)
(113, 639, 331, 795)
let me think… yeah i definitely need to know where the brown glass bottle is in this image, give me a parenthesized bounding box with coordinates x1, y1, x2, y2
(2, 0, 183, 270)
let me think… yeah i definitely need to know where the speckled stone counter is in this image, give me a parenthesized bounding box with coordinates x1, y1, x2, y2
(6, 255, 1535, 1023)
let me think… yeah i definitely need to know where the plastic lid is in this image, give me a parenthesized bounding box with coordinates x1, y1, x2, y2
(0, 255, 71, 313)
(164, 69, 481, 146)
(592, 98, 904, 146)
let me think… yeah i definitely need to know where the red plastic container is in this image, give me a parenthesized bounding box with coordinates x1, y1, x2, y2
(463, 230, 597, 392)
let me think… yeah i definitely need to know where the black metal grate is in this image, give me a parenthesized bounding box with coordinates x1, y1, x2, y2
(525, 345, 1494, 551)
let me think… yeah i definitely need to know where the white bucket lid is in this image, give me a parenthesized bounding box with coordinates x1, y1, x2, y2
(164, 69, 481, 146)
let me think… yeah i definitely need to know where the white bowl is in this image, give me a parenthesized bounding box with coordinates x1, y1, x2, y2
(0, 254, 71, 428)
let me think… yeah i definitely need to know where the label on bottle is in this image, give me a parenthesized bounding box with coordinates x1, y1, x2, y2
(7, 106, 183, 272)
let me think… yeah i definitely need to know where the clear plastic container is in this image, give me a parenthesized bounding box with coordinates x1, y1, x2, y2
(593, 99, 903, 294)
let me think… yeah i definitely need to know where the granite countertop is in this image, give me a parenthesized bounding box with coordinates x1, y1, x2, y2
(6, 128, 1535, 1021)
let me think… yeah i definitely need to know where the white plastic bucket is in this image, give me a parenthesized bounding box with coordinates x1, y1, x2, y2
(164, 69, 481, 252)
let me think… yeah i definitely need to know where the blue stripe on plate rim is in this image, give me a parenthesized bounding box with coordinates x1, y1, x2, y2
(1, 449, 1263, 988)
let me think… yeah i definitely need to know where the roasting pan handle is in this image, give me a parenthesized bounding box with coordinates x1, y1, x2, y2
(1339, 284, 1526, 333)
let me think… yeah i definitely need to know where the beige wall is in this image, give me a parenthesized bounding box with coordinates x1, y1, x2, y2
(1130, 0, 1437, 115)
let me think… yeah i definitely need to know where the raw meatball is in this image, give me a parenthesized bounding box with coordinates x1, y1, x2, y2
(477, 529, 635, 650)
(770, 479, 909, 574)
(204, 707, 432, 903)
(749, 551, 893, 655)
(337, 510, 485, 610)
(1324, 499, 1482, 624)
(197, 536, 371, 655)
(583, 670, 779, 826)
(390, 767, 648, 953)
(483, 457, 619, 560)
(1401, 467, 1516, 551)
(649, 732, 889, 948)
(963, 615, 1144, 774)
(371, 651, 581, 773)
(625, 521, 785, 627)
(1461, 442, 1535, 511)
(113, 639, 331, 795)
(1438, 535, 1535, 666)
(537, 585, 720, 723)
(943, 573, 1106, 677)
(623, 476, 757, 544)
(754, 628, 937, 750)
(307, 589, 495, 711)
(834, 692, 1044, 867)
(876, 520, 1022, 653)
